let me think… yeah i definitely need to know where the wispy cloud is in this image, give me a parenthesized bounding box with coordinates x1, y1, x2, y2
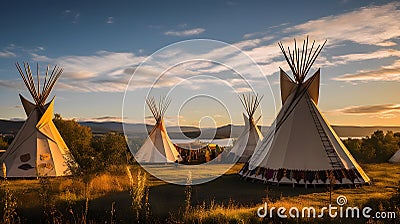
(337, 104, 400, 114)
(27, 51, 146, 92)
(240, 3, 400, 80)
(62, 9, 80, 24)
(88, 116, 125, 122)
(106, 16, 114, 24)
(0, 80, 23, 89)
(0, 44, 18, 58)
(0, 51, 16, 58)
(286, 2, 400, 46)
(164, 28, 205, 37)
(332, 104, 400, 119)
(334, 57, 400, 82)
(334, 68, 400, 82)
(226, 1, 238, 6)
(333, 49, 400, 63)
(3, 2, 398, 93)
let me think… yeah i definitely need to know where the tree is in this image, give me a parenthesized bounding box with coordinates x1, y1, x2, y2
(53, 114, 100, 175)
(91, 132, 130, 169)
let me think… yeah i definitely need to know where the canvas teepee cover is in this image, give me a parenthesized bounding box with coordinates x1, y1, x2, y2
(229, 94, 263, 163)
(389, 150, 400, 163)
(240, 38, 370, 185)
(135, 97, 182, 163)
(0, 63, 74, 178)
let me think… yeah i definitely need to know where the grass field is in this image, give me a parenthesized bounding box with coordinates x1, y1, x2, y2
(1, 163, 399, 223)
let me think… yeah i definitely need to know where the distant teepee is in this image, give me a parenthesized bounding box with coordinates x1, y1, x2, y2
(240, 37, 370, 185)
(0, 62, 75, 178)
(134, 97, 182, 163)
(228, 94, 263, 163)
(389, 150, 400, 163)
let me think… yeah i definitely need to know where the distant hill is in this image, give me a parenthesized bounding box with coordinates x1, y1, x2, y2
(1, 119, 400, 139)
(331, 125, 400, 138)
(0, 120, 24, 134)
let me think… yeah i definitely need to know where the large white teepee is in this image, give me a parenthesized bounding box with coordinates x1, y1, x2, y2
(240, 38, 370, 185)
(0, 63, 75, 178)
(134, 97, 182, 163)
(229, 94, 263, 163)
(389, 150, 400, 163)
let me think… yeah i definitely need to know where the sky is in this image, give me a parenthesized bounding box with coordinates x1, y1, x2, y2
(0, 0, 400, 127)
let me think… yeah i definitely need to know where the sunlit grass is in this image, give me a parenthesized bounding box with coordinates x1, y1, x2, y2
(172, 163, 400, 223)
(0, 163, 399, 223)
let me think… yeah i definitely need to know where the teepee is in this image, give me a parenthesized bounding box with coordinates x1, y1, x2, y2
(228, 94, 263, 163)
(0, 62, 75, 178)
(134, 97, 182, 163)
(389, 150, 400, 163)
(240, 37, 370, 185)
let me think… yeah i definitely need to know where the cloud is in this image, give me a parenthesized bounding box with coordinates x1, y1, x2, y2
(0, 50, 16, 58)
(27, 51, 146, 92)
(90, 116, 124, 122)
(332, 104, 400, 119)
(178, 23, 188, 28)
(234, 35, 274, 49)
(106, 17, 114, 24)
(243, 23, 289, 39)
(333, 49, 400, 63)
(164, 28, 205, 37)
(148, 24, 163, 30)
(32, 51, 145, 75)
(326, 103, 400, 120)
(226, 1, 238, 6)
(334, 57, 400, 82)
(62, 9, 80, 24)
(337, 104, 400, 114)
(0, 44, 46, 57)
(334, 68, 400, 82)
(234, 87, 253, 93)
(237, 3, 400, 80)
(74, 116, 133, 123)
(376, 41, 397, 47)
(0, 80, 23, 89)
(287, 2, 400, 46)
(3, 2, 397, 94)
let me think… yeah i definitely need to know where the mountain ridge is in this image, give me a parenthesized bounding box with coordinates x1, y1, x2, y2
(1, 119, 400, 138)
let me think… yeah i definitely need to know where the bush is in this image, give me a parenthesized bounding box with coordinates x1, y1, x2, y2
(91, 132, 131, 170)
(53, 114, 132, 176)
(53, 114, 100, 175)
(0, 137, 8, 150)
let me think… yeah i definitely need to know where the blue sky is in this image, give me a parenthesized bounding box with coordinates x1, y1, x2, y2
(0, 0, 399, 127)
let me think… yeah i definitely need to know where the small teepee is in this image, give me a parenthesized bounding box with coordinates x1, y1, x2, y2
(240, 37, 370, 185)
(134, 97, 182, 163)
(0, 62, 75, 178)
(228, 94, 263, 163)
(389, 150, 400, 163)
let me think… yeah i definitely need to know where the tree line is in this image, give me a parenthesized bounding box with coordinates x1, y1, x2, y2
(343, 130, 400, 163)
(1, 118, 399, 173)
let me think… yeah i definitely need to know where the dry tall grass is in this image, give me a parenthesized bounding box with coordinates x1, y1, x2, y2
(1, 180, 20, 224)
(0, 163, 398, 223)
(171, 163, 400, 223)
(127, 166, 149, 220)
